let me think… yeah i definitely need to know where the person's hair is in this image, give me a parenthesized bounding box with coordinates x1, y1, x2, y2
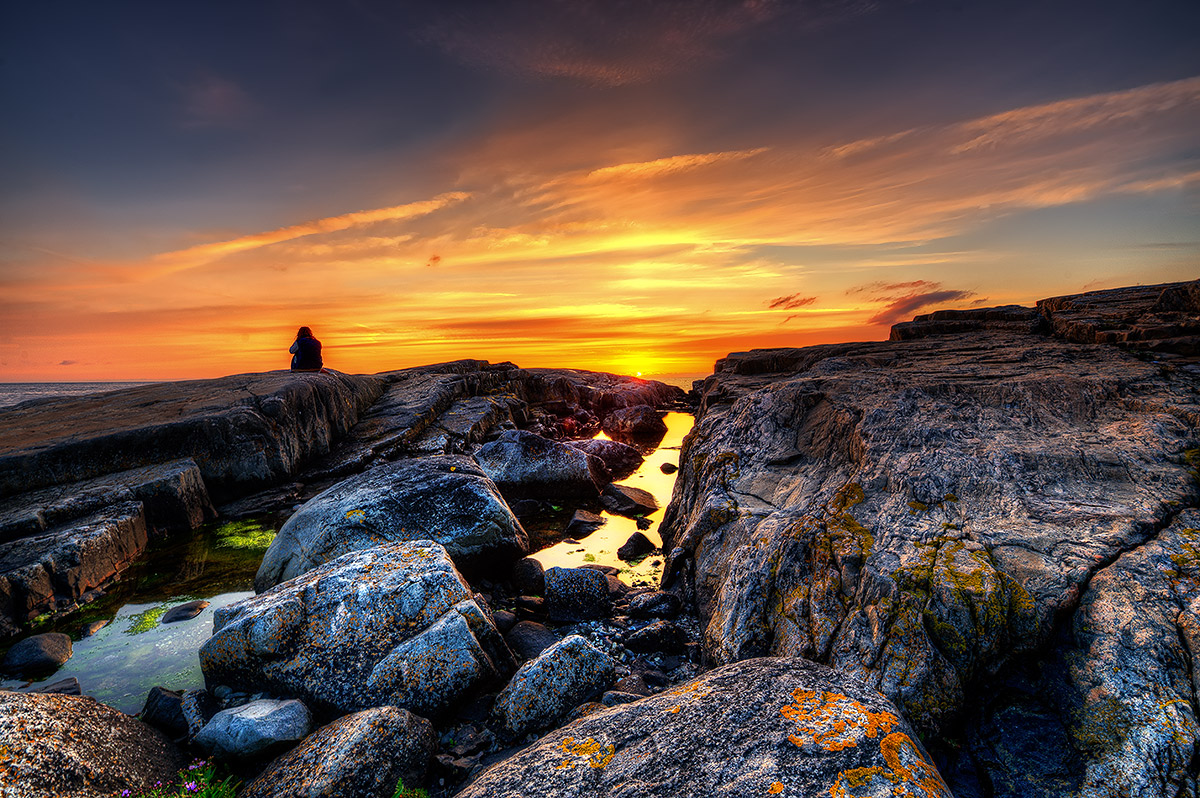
(296, 326, 313, 339)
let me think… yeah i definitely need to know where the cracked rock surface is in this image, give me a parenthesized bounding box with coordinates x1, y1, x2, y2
(660, 280, 1200, 796)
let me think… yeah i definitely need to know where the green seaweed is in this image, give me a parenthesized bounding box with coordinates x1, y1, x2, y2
(125, 605, 169, 635)
(212, 519, 276, 551)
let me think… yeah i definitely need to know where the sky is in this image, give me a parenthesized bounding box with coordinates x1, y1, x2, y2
(1, 0, 1197, 382)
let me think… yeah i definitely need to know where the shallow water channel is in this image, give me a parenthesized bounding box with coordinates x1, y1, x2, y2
(1, 411, 693, 713)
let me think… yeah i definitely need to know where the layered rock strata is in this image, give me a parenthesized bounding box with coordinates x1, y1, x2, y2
(660, 280, 1200, 797)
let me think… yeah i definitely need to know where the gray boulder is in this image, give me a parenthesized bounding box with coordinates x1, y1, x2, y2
(256, 456, 527, 591)
(0, 691, 183, 798)
(628, 591, 682, 619)
(194, 698, 313, 760)
(492, 634, 616, 739)
(568, 438, 644, 479)
(1, 631, 72, 676)
(461, 657, 949, 798)
(241, 706, 435, 798)
(545, 566, 610, 622)
(203, 541, 514, 718)
(475, 430, 608, 500)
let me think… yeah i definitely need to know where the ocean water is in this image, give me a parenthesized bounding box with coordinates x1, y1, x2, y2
(0, 381, 152, 410)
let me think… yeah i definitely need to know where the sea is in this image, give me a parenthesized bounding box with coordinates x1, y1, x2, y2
(0, 382, 154, 410)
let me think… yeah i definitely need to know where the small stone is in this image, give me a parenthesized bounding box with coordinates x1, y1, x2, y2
(82, 620, 109, 637)
(2, 633, 73, 676)
(544, 567, 610, 622)
(660, 462, 678, 474)
(565, 509, 606, 539)
(492, 610, 518, 633)
(161, 599, 210, 623)
(31, 676, 82, 696)
(617, 532, 656, 562)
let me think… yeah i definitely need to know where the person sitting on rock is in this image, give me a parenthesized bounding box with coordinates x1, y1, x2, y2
(289, 326, 324, 372)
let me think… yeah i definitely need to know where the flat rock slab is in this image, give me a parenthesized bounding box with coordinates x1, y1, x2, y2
(0, 691, 183, 798)
(242, 706, 435, 798)
(0, 501, 148, 635)
(255, 455, 527, 590)
(599, 483, 658, 518)
(203, 541, 513, 719)
(0, 371, 385, 502)
(461, 656, 950, 798)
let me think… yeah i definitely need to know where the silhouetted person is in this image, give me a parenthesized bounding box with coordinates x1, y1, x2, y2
(289, 326, 323, 372)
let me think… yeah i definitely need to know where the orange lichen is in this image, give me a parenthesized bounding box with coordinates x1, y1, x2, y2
(769, 782, 785, 794)
(554, 736, 616, 770)
(781, 689, 898, 752)
(829, 732, 951, 798)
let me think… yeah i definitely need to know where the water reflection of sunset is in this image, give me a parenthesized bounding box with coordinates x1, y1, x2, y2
(2, 2, 1197, 381)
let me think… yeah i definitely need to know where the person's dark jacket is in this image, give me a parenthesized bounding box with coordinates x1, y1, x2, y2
(290, 336, 323, 370)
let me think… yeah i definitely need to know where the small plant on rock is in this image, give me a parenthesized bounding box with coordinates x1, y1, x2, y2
(391, 778, 429, 798)
(113, 759, 239, 797)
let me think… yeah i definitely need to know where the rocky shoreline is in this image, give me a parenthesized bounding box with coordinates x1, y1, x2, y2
(1, 280, 1198, 797)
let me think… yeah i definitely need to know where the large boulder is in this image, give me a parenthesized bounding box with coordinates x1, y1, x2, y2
(659, 282, 1200, 796)
(203, 541, 514, 719)
(256, 456, 527, 591)
(194, 699, 313, 761)
(241, 706, 435, 798)
(461, 657, 950, 798)
(475, 430, 608, 500)
(492, 634, 616, 739)
(0, 691, 183, 798)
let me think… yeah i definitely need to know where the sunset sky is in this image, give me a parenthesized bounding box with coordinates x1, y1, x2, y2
(1, 0, 1197, 381)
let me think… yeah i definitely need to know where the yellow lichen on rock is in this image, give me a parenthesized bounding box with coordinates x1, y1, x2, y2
(781, 688, 898, 751)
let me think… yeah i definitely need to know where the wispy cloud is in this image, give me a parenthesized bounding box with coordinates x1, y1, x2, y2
(849, 280, 978, 325)
(150, 193, 471, 273)
(767, 293, 818, 309)
(587, 148, 769, 181)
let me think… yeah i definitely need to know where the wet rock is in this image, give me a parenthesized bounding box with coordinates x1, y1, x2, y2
(660, 462, 678, 474)
(617, 531, 656, 562)
(203, 542, 513, 719)
(614, 673, 650, 696)
(0, 691, 183, 797)
(628, 591, 682, 619)
(568, 439, 644, 480)
(544, 566, 610, 622)
(81, 619, 108, 637)
(31, 676, 82, 696)
(1, 631, 72, 676)
(504, 621, 560, 661)
(458, 657, 949, 798)
(564, 509, 605, 539)
(241, 706, 435, 798)
(599, 483, 658, 518)
(194, 698, 313, 761)
(161, 599, 210, 623)
(255, 456, 527, 591)
(475, 430, 609, 500)
(625, 620, 687, 654)
(601, 404, 668, 441)
(181, 688, 219, 738)
(510, 557, 545, 595)
(603, 574, 630, 597)
(491, 635, 616, 739)
(140, 686, 187, 740)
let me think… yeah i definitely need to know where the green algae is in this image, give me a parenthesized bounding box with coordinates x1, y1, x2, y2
(212, 519, 276, 551)
(125, 604, 170, 635)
